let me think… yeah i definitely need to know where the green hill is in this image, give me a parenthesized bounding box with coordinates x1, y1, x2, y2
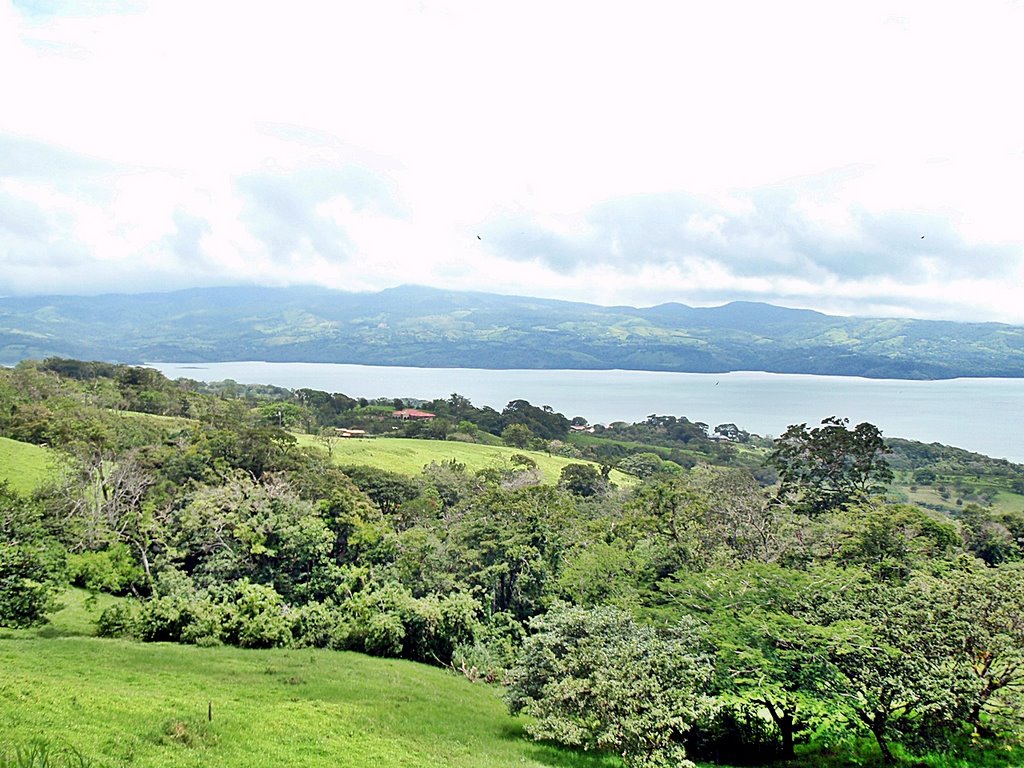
(298, 435, 634, 486)
(0, 435, 54, 494)
(3, 285, 1024, 378)
(0, 635, 616, 768)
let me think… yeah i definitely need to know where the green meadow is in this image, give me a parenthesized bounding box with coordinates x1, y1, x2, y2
(0, 593, 617, 768)
(0, 436, 53, 495)
(298, 435, 634, 486)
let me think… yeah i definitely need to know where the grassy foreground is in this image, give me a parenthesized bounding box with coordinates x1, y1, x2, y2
(0, 639, 617, 768)
(0, 591, 615, 768)
(299, 435, 634, 486)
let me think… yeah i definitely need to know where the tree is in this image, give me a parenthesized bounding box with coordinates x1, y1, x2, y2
(664, 564, 845, 759)
(339, 465, 421, 517)
(501, 423, 533, 449)
(618, 452, 671, 479)
(823, 574, 979, 763)
(939, 562, 1024, 732)
(767, 417, 893, 514)
(502, 399, 570, 441)
(0, 483, 66, 628)
(623, 467, 779, 569)
(444, 486, 572, 620)
(507, 604, 713, 768)
(558, 463, 606, 497)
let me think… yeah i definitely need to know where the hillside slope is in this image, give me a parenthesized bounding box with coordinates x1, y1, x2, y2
(2, 285, 1023, 378)
(0, 635, 618, 768)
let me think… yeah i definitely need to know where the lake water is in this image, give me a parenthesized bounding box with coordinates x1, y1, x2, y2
(148, 362, 1024, 464)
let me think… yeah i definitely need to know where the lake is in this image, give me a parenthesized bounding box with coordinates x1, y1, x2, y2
(148, 362, 1024, 464)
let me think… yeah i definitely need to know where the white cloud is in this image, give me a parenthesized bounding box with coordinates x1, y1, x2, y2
(0, 0, 1022, 322)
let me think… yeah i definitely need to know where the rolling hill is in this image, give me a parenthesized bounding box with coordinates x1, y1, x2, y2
(2, 284, 1023, 379)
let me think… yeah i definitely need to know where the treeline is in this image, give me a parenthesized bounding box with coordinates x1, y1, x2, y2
(15, 357, 738, 469)
(3, 359, 1024, 766)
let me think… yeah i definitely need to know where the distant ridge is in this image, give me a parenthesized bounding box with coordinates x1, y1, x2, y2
(1, 284, 1022, 380)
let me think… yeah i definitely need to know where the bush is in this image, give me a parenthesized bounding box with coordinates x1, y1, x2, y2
(218, 581, 292, 649)
(507, 604, 713, 768)
(137, 595, 189, 642)
(0, 484, 66, 628)
(451, 612, 524, 682)
(339, 583, 480, 664)
(291, 601, 345, 648)
(365, 611, 406, 657)
(0, 542, 66, 628)
(68, 544, 144, 596)
(96, 602, 140, 638)
(179, 599, 225, 646)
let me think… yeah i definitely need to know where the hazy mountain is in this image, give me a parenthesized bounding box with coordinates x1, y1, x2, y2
(2, 285, 1023, 379)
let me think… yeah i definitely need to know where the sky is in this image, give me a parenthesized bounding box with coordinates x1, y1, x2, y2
(1, 0, 1023, 322)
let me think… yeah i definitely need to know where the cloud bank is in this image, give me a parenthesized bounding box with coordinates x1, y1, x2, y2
(1, 0, 1022, 322)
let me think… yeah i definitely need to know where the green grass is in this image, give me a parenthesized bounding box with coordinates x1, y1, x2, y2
(298, 436, 634, 486)
(0, 635, 621, 768)
(0, 588, 124, 641)
(0, 436, 54, 494)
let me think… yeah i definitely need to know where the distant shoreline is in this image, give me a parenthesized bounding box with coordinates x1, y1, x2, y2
(148, 361, 1024, 464)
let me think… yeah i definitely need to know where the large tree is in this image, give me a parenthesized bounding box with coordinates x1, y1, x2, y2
(823, 574, 979, 763)
(767, 417, 893, 515)
(507, 604, 713, 768)
(664, 564, 845, 759)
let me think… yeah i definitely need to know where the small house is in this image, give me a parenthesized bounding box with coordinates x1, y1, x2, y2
(391, 408, 436, 421)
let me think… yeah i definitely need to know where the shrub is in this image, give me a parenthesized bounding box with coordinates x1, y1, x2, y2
(137, 595, 189, 642)
(178, 599, 224, 646)
(67, 544, 144, 596)
(365, 611, 406, 657)
(0, 484, 66, 628)
(291, 601, 344, 648)
(96, 602, 140, 638)
(507, 604, 713, 768)
(218, 581, 292, 649)
(340, 583, 480, 664)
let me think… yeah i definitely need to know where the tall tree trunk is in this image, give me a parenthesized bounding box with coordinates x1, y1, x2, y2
(779, 713, 795, 760)
(763, 699, 796, 760)
(872, 718, 894, 765)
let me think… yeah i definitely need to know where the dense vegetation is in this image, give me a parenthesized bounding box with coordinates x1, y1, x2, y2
(3, 357, 1024, 767)
(4, 285, 1024, 378)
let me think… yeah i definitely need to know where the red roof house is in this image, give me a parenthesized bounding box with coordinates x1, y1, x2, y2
(391, 408, 436, 420)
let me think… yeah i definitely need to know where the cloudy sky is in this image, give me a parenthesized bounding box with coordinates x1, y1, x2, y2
(2, 1, 1023, 322)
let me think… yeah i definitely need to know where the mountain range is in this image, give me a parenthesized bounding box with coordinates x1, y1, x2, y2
(2, 285, 1023, 380)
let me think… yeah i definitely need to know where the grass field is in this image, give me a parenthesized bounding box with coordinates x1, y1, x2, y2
(0, 639, 627, 768)
(0, 436, 54, 494)
(0, 591, 618, 768)
(298, 435, 634, 487)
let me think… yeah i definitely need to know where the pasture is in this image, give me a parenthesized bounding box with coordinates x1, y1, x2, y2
(297, 435, 634, 486)
(0, 436, 54, 494)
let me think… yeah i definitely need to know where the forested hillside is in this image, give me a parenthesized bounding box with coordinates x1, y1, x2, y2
(3, 285, 1024, 378)
(3, 358, 1024, 767)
